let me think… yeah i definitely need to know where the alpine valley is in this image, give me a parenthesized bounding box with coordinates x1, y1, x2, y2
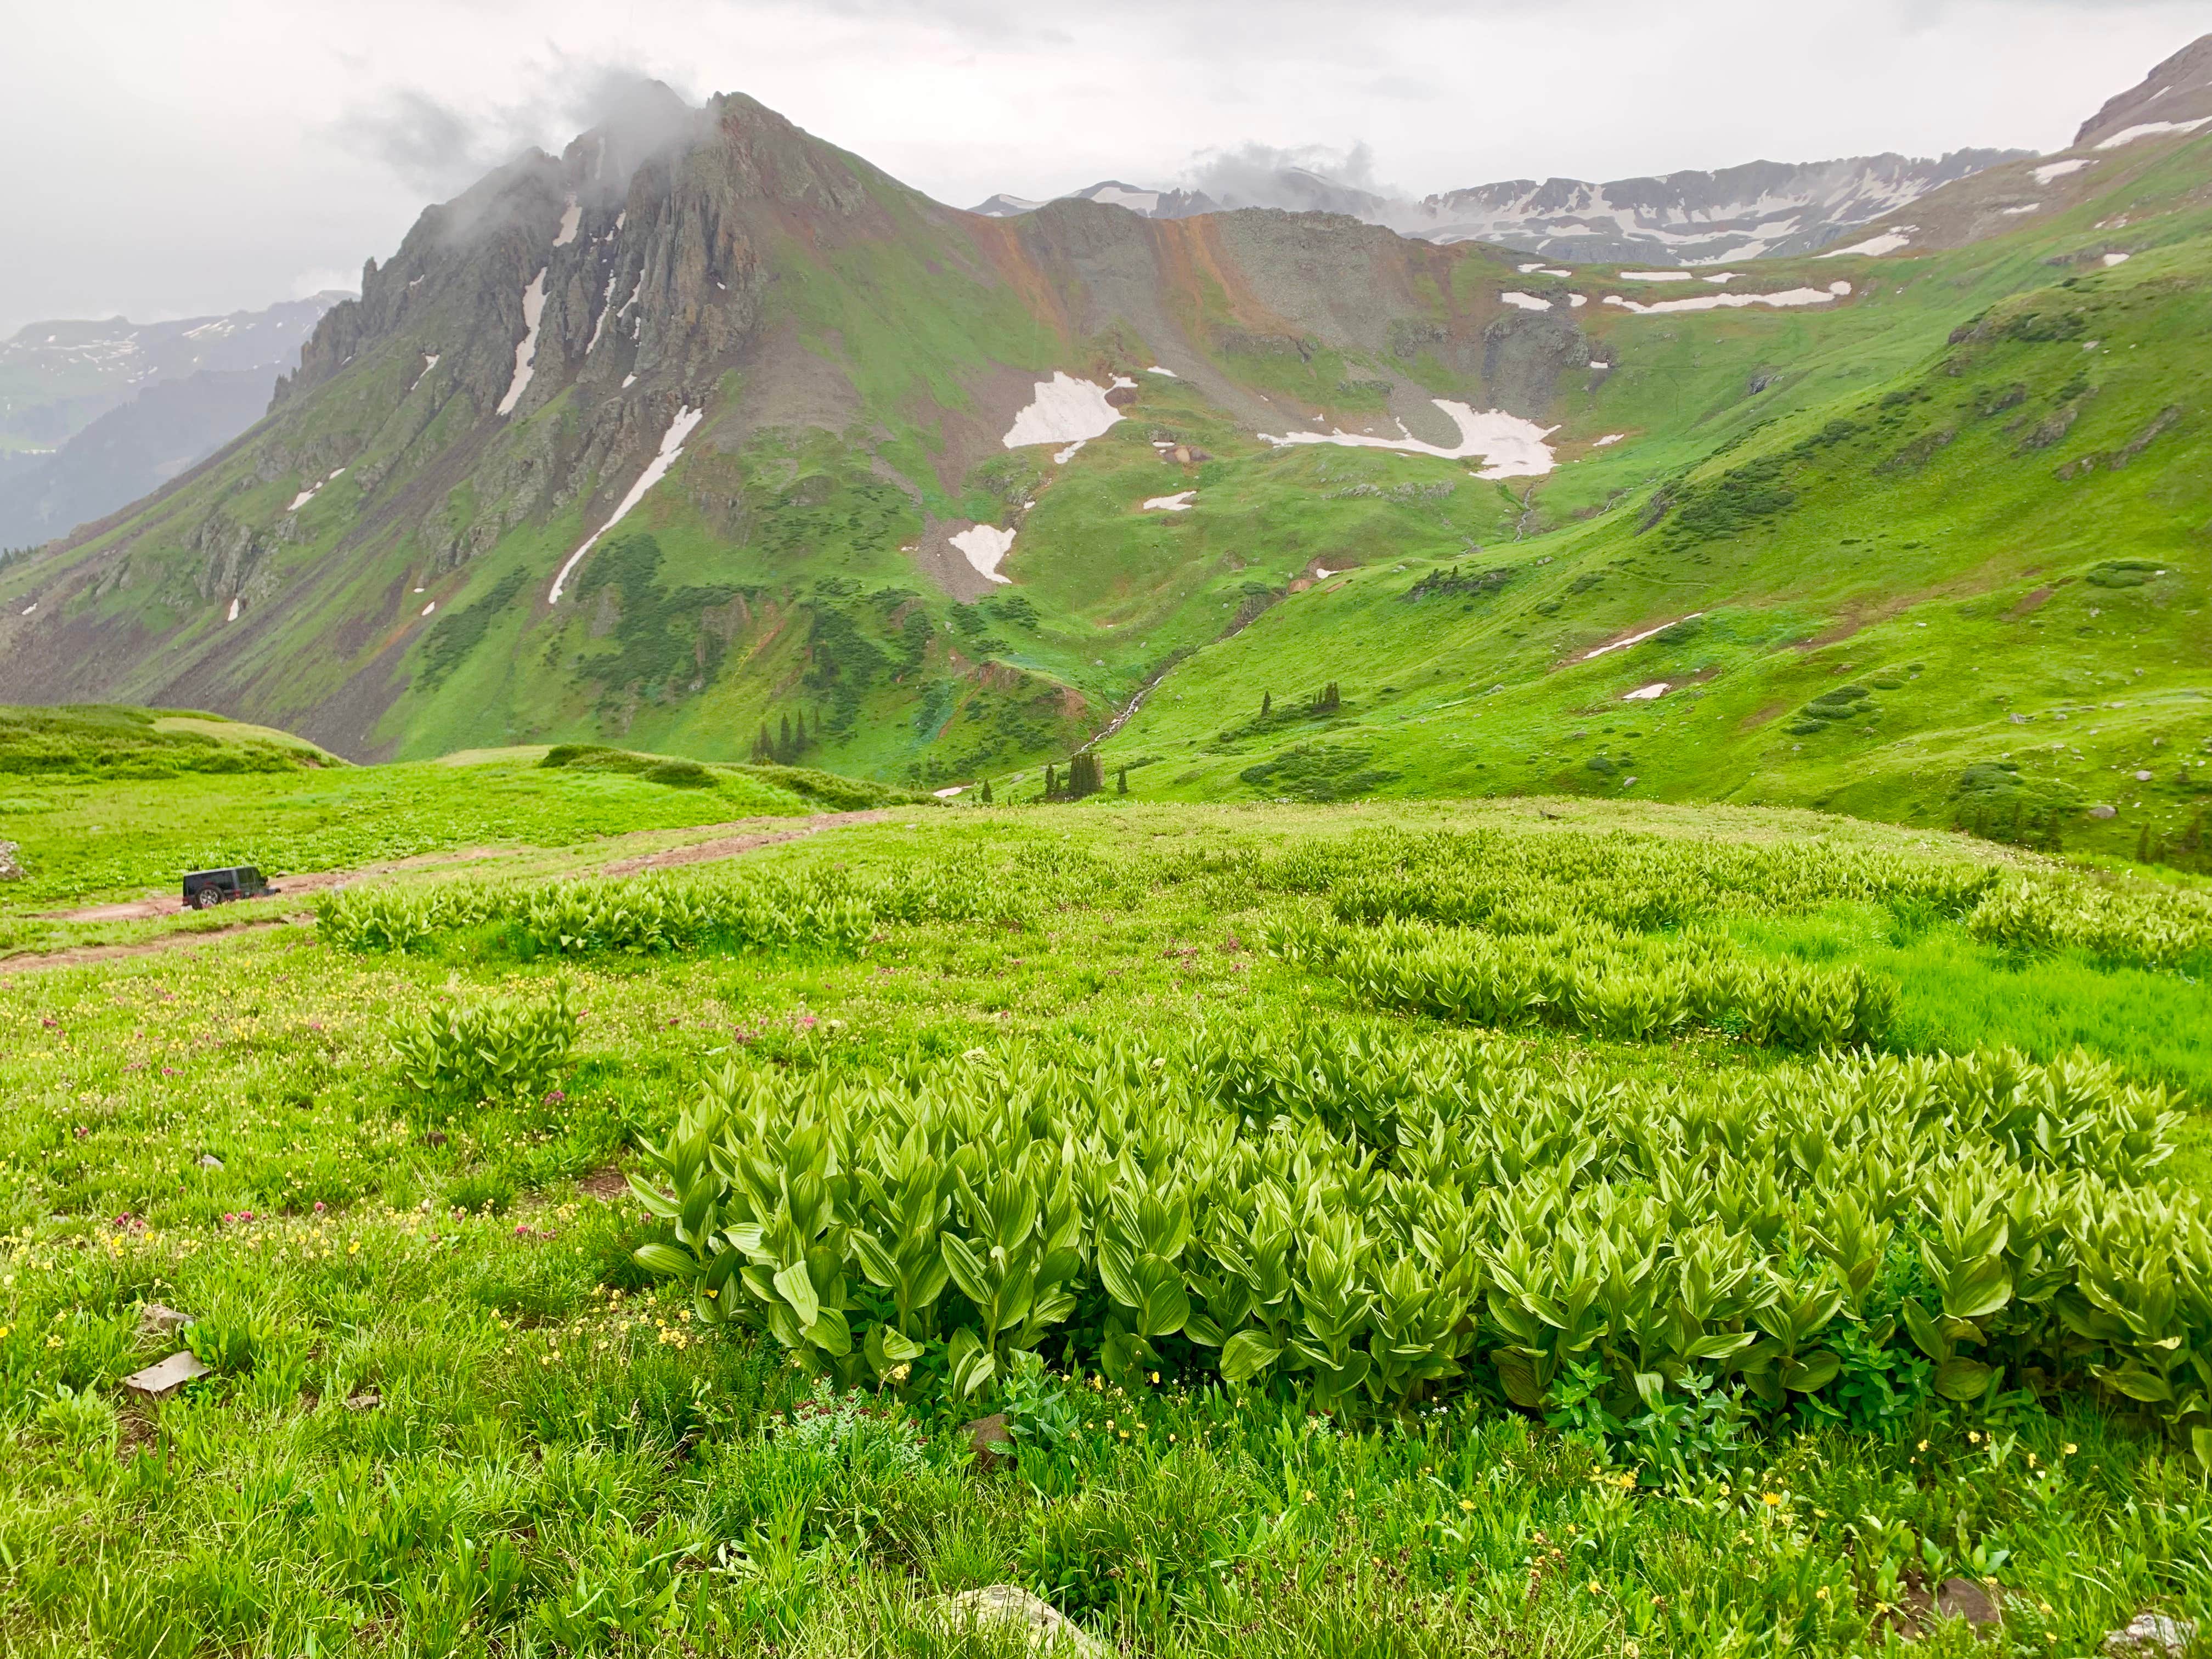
(3, 40, 2210, 859)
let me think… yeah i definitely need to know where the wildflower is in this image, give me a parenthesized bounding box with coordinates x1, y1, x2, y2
(1816, 1585, 1830, 1601)
(1304, 1489, 1317, 1503)
(1150, 1370, 1160, 1384)
(46, 1334, 64, 1348)
(1762, 1493, 1782, 1506)
(1459, 1499, 1474, 1513)
(1588, 1581, 1602, 1595)
(2064, 1443, 2078, 1455)
(1916, 1440, 1929, 1452)
(313, 1201, 325, 1214)
(1968, 1430, 1982, 1444)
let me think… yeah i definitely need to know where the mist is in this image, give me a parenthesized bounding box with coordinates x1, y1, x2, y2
(1, 0, 2204, 335)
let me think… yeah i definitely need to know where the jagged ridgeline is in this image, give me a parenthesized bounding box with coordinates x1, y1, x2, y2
(0, 44, 2207, 853)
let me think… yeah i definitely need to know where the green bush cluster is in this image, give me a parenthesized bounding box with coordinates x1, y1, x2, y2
(1300, 826, 1997, 928)
(389, 980, 575, 1109)
(1274, 912, 1895, 1049)
(633, 1027, 2203, 1442)
(517, 873, 876, 958)
(1968, 877, 2212, 970)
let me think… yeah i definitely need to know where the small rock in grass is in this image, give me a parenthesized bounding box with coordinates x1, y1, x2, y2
(2106, 1613, 2198, 1655)
(0, 839, 21, 881)
(123, 1351, 211, 1399)
(2090, 804, 2118, 820)
(2134, 770, 2154, 782)
(136, 1303, 192, 1340)
(195, 1154, 224, 1170)
(936, 1585, 1105, 1655)
(965, 1411, 1016, 1474)
(343, 1390, 382, 1412)
(1936, 1577, 2002, 1628)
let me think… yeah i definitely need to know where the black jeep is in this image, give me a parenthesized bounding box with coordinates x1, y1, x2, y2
(182, 866, 272, 910)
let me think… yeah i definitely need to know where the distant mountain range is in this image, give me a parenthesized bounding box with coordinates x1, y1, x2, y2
(970, 150, 2032, 265)
(0, 294, 349, 549)
(2, 31, 2208, 867)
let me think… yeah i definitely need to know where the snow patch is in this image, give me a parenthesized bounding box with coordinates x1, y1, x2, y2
(1003, 373, 1125, 449)
(2096, 117, 2211, 150)
(19, 603, 33, 616)
(1623, 682, 1668, 701)
(1604, 282, 1850, 316)
(622, 373, 637, 389)
(2103, 252, 2132, 267)
(950, 524, 1017, 585)
(1500, 291, 1553, 311)
(496, 270, 548, 417)
(1053, 439, 1086, 465)
(1592, 433, 1624, 447)
(932, 786, 967, 798)
(548, 404, 706, 603)
(226, 597, 241, 622)
(1146, 365, 1178, 377)
(1620, 270, 1694, 281)
(1583, 614, 1701, 661)
(1701, 272, 1740, 285)
(1142, 490, 1196, 511)
(1517, 263, 1573, 277)
(1260, 399, 1557, 480)
(1089, 185, 1160, 212)
(553, 196, 581, 246)
(410, 352, 440, 391)
(1822, 230, 1913, 258)
(421, 602, 436, 617)
(586, 274, 619, 352)
(2001, 204, 2042, 216)
(2033, 157, 2095, 184)
(1569, 294, 1588, 308)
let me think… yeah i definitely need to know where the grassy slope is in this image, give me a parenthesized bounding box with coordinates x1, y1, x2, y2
(1096, 143, 2212, 863)
(4, 130, 2208, 832)
(4, 793, 2212, 1655)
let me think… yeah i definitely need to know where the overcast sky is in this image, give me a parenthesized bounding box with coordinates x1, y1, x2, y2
(3, 0, 2202, 335)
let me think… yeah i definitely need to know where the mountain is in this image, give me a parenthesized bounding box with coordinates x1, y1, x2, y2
(972, 151, 2029, 265)
(2, 39, 2208, 863)
(0, 292, 349, 549)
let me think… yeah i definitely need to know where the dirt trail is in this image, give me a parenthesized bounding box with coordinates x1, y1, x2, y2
(1, 808, 899, 974)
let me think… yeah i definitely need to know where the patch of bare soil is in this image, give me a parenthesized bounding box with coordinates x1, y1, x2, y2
(38, 847, 510, 923)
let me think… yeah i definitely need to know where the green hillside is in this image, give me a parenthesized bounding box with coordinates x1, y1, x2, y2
(0, 75, 2207, 864)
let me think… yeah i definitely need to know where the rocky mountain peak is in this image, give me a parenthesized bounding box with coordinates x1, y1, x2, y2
(2073, 33, 2212, 150)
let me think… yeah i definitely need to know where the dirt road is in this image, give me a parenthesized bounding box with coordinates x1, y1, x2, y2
(1, 808, 899, 973)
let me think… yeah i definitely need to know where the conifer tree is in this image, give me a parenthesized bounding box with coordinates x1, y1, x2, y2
(1045, 763, 1058, 799)
(1068, 752, 1102, 799)
(980, 777, 994, 804)
(1261, 691, 1272, 718)
(1116, 764, 1128, 795)
(778, 713, 793, 760)
(754, 723, 772, 763)
(794, 709, 806, 755)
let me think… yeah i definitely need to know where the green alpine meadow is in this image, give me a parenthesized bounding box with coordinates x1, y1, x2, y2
(4, 21, 2212, 1659)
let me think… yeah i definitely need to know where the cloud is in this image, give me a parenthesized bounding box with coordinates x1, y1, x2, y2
(335, 61, 702, 200)
(1180, 140, 1403, 213)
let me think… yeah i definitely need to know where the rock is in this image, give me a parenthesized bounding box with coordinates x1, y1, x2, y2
(1937, 1577, 2002, 1629)
(0, 839, 21, 881)
(965, 1411, 1016, 1474)
(2106, 1613, 2198, 1655)
(2090, 804, 2119, 820)
(123, 1350, 212, 1398)
(2008, 713, 2029, 725)
(136, 1303, 192, 1340)
(343, 1390, 382, 1412)
(936, 1586, 1106, 1655)
(2135, 770, 2154, 782)
(195, 1154, 224, 1170)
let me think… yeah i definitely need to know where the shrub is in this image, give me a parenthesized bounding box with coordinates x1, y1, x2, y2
(390, 981, 574, 1109)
